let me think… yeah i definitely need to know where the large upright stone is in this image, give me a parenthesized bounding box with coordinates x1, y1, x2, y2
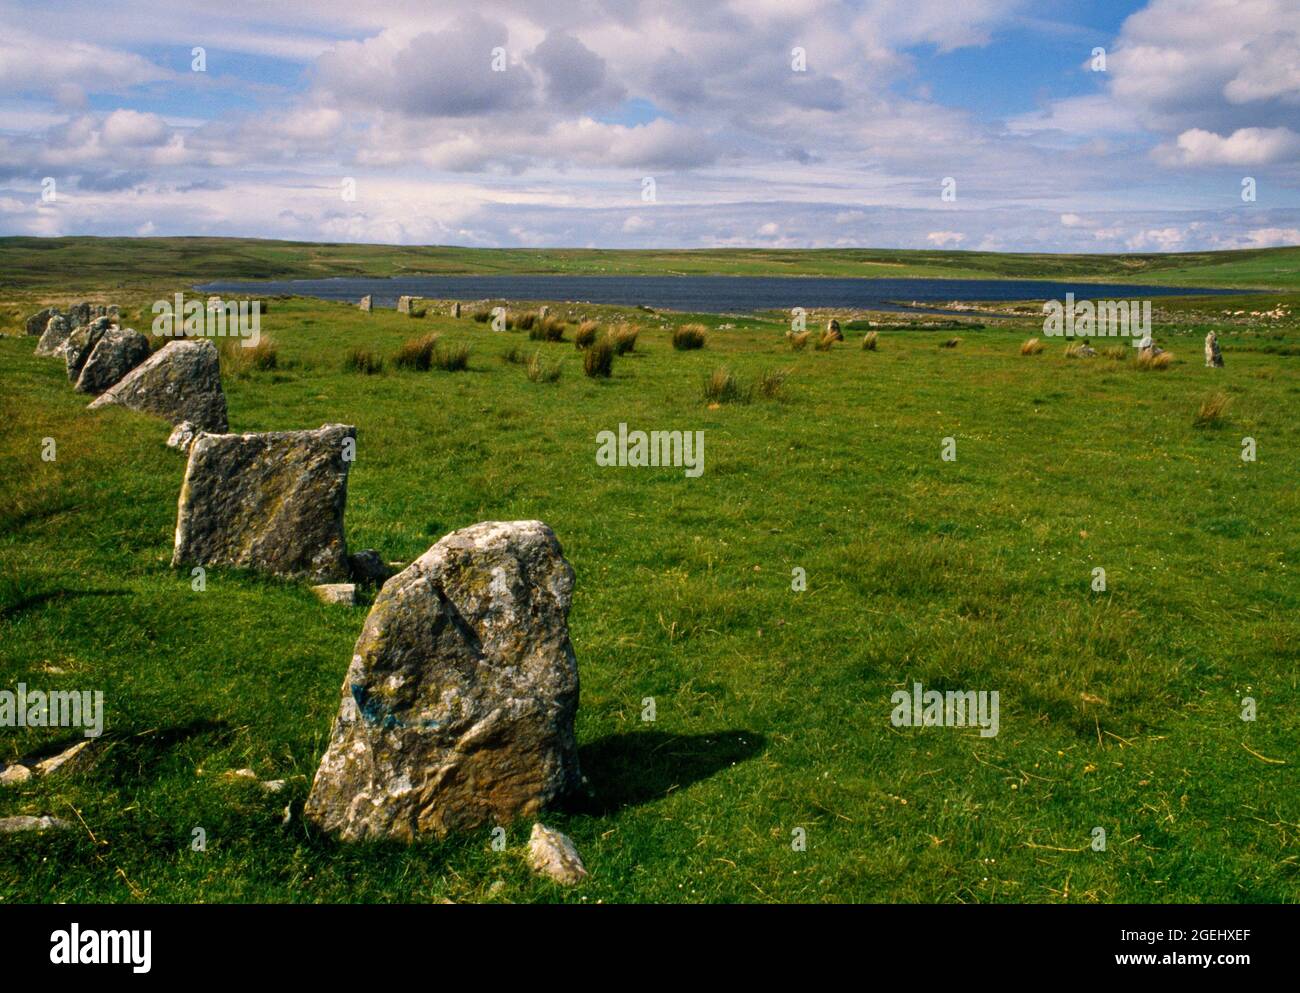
(1205, 330, 1224, 368)
(25, 307, 60, 336)
(34, 315, 71, 357)
(304, 520, 581, 842)
(75, 327, 150, 394)
(397, 295, 413, 314)
(172, 423, 355, 581)
(358, 295, 372, 313)
(88, 339, 228, 432)
(64, 317, 113, 381)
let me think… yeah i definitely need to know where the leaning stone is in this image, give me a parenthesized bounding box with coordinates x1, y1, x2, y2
(0, 764, 32, 786)
(348, 549, 391, 587)
(313, 583, 357, 606)
(33, 740, 91, 777)
(64, 317, 113, 381)
(67, 302, 92, 328)
(304, 520, 582, 842)
(0, 815, 72, 833)
(25, 306, 60, 336)
(358, 295, 372, 313)
(528, 823, 589, 885)
(89, 339, 228, 433)
(172, 423, 355, 581)
(75, 327, 150, 394)
(34, 315, 71, 357)
(167, 421, 198, 454)
(1205, 330, 1224, 368)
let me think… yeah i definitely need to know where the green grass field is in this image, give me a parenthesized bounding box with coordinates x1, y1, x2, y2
(2, 236, 1299, 291)
(2, 276, 1298, 903)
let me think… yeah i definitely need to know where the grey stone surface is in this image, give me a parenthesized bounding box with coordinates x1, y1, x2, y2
(88, 339, 228, 433)
(304, 520, 581, 841)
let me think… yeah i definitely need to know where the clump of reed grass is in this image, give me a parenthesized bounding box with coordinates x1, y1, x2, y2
(610, 323, 639, 355)
(471, 308, 492, 323)
(501, 345, 527, 365)
(583, 336, 614, 377)
(344, 347, 384, 374)
(862, 331, 879, 351)
(530, 315, 566, 341)
(575, 320, 600, 349)
(815, 330, 838, 351)
(1020, 337, 1043, 355)
(702, 365, 752, 404)
(432, 342, 470, 372)
(394, 332, 439, 371)
(756, 367, 791, 400)
(526, 352, 562, 383)
(787, 330, 811, 351)
(219, 335, 279, 375)
(1194, 391, 1231, 428)
(515, 311, 538, 331)
(1136, 350, 1174, 370)
(672, 324, 706, 350)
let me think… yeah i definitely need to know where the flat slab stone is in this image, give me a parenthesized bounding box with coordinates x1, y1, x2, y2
(89, 339, 228, 433)
(75, 327, 150, 395)
(172, 423, 355, 581)
(313, 583, 357, 605)
(528, 823, 589, 885)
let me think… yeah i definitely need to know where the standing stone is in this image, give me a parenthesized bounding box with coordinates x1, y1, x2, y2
(67, 302, 92, 328)
(539, 305, 549, 319)
(34, 315, 71, 357)
(826, 318, 843, 341)
(304, 520, 581, 842)
(397, 295, 413, 314)
(75, 327, 150, 394)
(1205, 330, 1224, 368)
(64, 317, 113, 382)
(172, 423, 355, 581)
(25, 307, 60, 336)
(348, 549, 392, 587)
(358, 295, 372, 313)
(89, 339, 228, 432)
(528, 823, 589, 885)
(450, 302, 461, 318)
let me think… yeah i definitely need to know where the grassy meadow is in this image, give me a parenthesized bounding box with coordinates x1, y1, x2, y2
(1, 278, 1298, 903)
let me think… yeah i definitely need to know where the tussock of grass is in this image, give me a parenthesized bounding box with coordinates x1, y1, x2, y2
(610, 323, 639, 355)
(531, 315, 566, 342)
(1136, 350, 1174, 370)
(219, 335, 278, 375)
(344, 347, 383, 374)
(516, 311, 538, 331)
(787, 330, 811, 351)
(862, 331, 879, 351)
(583, 336, 614, 377)
(815, 330, 838, 351)
(756, 366, 791, 400)
(673, 324, 706, 350)
(471, 308, 492, 323)
(1102, 346, 1130, 360)
(1194, 390, 1232, 427)
(432, 342, 470, 372)
(393, 333, 439, 371)
(702, 365, 752, 404)
(575, 321, 600, 349)
(526, 351, 562, 383)
(501, 345, 527, 365)
(1020, 337, 1043, 355)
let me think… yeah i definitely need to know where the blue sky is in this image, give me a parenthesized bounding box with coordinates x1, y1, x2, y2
(0, 0, 1296, 251)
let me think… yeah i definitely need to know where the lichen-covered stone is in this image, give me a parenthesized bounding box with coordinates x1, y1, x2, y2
(304, 520, 581, 842)
(75, 327, 150, 394)
(88, 339, 228, 432)
(167, 421, 198, 453)
(313, 583, 357, 606)
(528, 823, 589, 885)
(25, 306, 60, 336)
(34, 315, 71, 357)
(64, 317, 113, 381)
(1205, 330, 1224, 368)
(358, 295, 372, 313)
(172, 423, 355, 581)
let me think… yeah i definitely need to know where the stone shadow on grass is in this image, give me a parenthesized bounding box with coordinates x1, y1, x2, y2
(573, 729, 765, 815)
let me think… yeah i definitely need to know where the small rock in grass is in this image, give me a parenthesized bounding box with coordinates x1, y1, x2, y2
(348, 549, 391, 587)
(167, 421, 198, 453)
(528, 823, 588, 885)
(312, 583, 357, 606)
(0, 764, 33, 786)
(33, 740, 91, 777)
(0, 815, 72, 834)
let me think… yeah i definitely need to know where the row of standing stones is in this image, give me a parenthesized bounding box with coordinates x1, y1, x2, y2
(22, 303, 589, 885)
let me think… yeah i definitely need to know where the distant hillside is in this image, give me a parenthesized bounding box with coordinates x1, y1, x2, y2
(0, 236, 1296, 291)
